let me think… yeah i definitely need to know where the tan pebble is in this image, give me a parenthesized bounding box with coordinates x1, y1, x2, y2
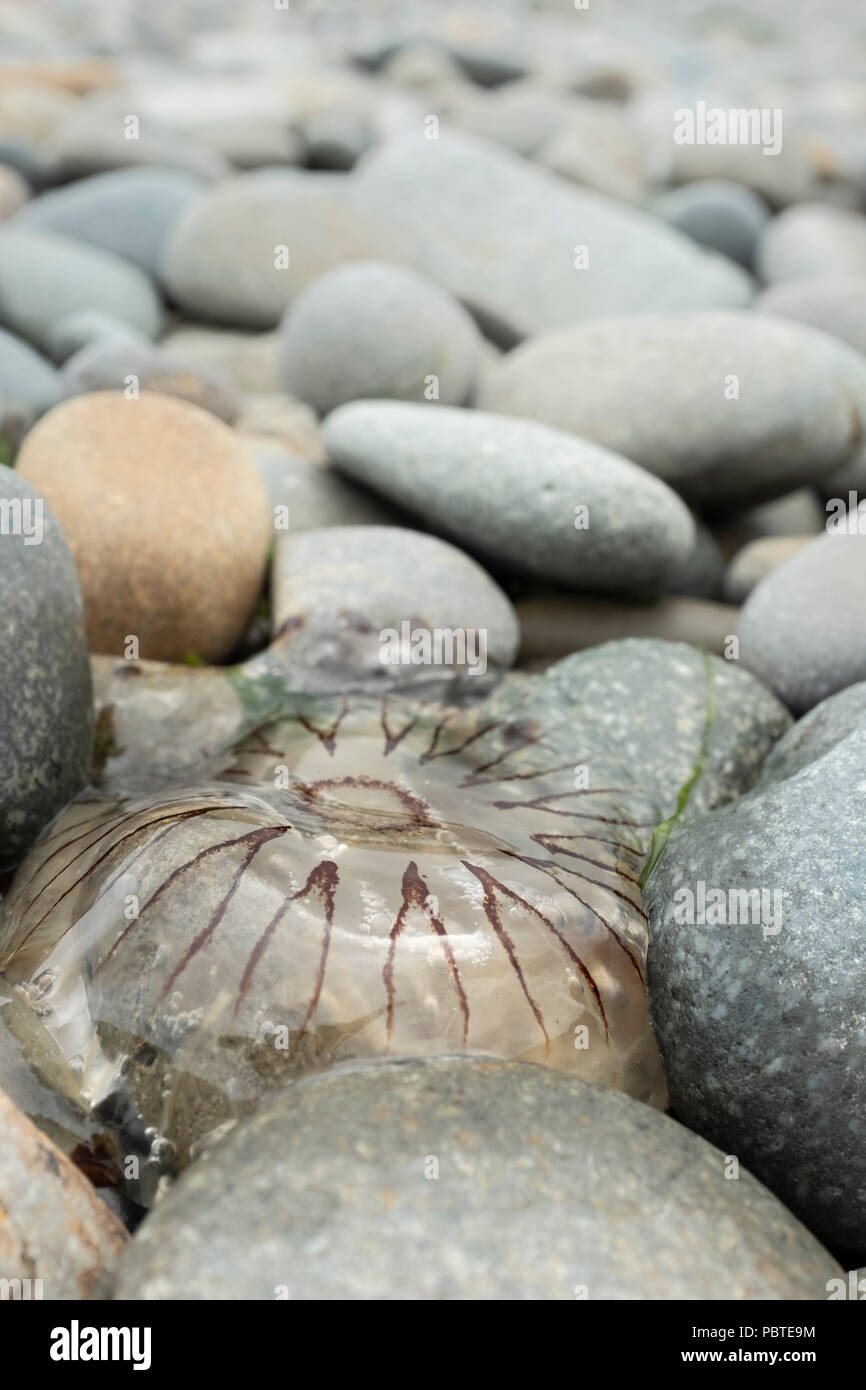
(16, 390, 270, 663)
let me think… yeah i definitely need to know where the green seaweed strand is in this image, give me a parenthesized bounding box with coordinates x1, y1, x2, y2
(638, 650, 717, 892)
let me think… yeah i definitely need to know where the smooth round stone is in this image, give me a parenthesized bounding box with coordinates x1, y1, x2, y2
(251, 447, 395, 531)
(757, 203, 866, 283)
(15, 392, 270, 663)
(754, 275, 866, 356)
(724, 536, 813, 603)
(322, 401, 696, 594)
(195, 118, 304, 171)
(160, 171, 385, 329)
(14, 166, 203, 275)
(479, 312, 866, 509)
(0, 326, 60, 416)
(0, 228, 163, 355)
(111, 1057, 841, 1301)
(738, 531, 866, 713)
(0, 163, 29, 219)
(277, 262, 481, 415)
(0, 466, 92, 869)
(518, 595, 737, 662)
(353, 132, 750, 345)
(60, 337, 240, 422)
(759, 682, 866, 786)
(537, 639, 790, 826)
(438, 79, 572, 160)
(652, 180, 770, 268)
(271, 525, 519, 686)
(0, 1087, 126, 1299)
(645, 724, 866, 1255)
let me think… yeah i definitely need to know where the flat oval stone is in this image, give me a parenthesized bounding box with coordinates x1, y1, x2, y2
(0, 228, 163, 354)
(13, 166, 203, 276)
(353, 131, 750, 344)
(322, 401, 696, 593)
(479, 311, 866, 509)
(160, 171, 385, 329)
(111, 1057, 842, 1300)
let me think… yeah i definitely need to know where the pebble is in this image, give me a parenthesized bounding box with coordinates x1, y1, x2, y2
(271, 524, 519, 686)
(0, 1087, 126, 1299)
(754, 274, 866, 356)
(15, 391, 270, 663)
(322, 401, 697, 594)
(161, 324, 281, 395)
(652, 179, 771, 268)
(160, 170, 384, 329)
(479, 311, 866, 509)
(48, 98, 229, 182)
(353, 132, 750, 345)
(111, 1057, 841, 1300)
(60, 336, 240, 423)
(759, 681, 866, 786)
(0, 326, 60, 419)
(645, 722, 866, 1255)
(757, 202, 866, 283)
(14, 166, 203, 276)
(738, 530, 866, 712)
(251, 446, 395, 531)
(277, 261, 482, 415)
(724, 536, 813, 603)
(518, 595, 738, 663)
(0, 228, 163, 356)
(0, 466, 92, 869)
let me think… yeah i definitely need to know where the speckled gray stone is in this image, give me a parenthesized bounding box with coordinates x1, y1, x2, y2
(354, 132, 750, 344)
(738, 531, 866, 712)
(754, 275, 866, 356)
(645, 726, 866, 1255)
(13, 166, 202, 276)
(759, 682, 866, 786)
(478, 312, 866, 509)
(757, 203, 866, 284)
(277, 261, 482, 414)
(271, 525, 519, 686)
(653, 179, 770, 268)
(0, 229, 163, 355)
(0, 1086, 126, 1300)
(530, 638, 791, 826)
(111, 1057, 841, 1301)
(0, 467, 93, 869)
(322, 401, 696, 593)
